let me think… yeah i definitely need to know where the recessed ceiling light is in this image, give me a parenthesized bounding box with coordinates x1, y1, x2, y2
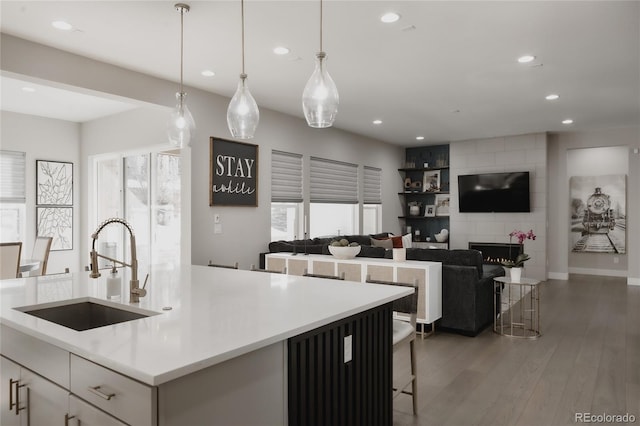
(517, 55, 535, 63)
(273, 46, 290, 55)
(562, 119, 574, 124)
(201, 70, 215, 77)
(21, 87, 36, 93)
(372, 119, 382, 125)
(416, 136, 425, 141)
(545, 94, 559, 100)
(380, 12, 400, 23)
(51, 20, 73, 31)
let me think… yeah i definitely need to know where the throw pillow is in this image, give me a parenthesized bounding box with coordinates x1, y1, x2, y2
(389, 233, 413, 249)
(390, 235, 404, 248)
(370, 237, 393, 249)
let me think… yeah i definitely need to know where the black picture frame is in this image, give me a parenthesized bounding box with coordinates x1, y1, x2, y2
(36, 160, 73, 206)
(210, 137, 259, 206)
(36, 206, 73, 251)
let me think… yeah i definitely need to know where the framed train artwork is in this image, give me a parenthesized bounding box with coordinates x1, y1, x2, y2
(569, 174, 626, 254)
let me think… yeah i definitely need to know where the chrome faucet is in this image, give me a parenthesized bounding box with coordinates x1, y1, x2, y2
(89, 218, 147, 303)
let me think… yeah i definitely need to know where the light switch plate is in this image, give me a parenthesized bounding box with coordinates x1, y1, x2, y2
(214, 213, 221, 223)
(344, 335, 352, 363)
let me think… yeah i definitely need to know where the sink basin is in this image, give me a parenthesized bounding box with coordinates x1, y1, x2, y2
(15, 299, 159, 331)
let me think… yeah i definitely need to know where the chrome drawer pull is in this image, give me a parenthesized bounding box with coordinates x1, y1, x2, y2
(87, 385, 116, 400)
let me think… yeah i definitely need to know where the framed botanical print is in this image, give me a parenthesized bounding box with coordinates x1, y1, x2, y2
(36, 207, 73, 251)
(36, 160, 73, 206)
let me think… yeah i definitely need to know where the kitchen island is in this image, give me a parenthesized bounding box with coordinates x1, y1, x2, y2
(0, 265, 411, 425)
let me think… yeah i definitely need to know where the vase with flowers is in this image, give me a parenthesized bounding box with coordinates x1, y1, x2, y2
(501, 229, 536, 282)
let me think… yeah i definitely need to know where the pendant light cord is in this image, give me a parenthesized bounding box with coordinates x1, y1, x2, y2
(241, 0, 246, 75)
(180, 7, 185, 94)
(319, 0, 323, 52)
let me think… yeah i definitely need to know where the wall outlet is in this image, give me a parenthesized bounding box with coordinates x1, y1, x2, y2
(613, 256, 619, 264)
(344, 335, 352, 363)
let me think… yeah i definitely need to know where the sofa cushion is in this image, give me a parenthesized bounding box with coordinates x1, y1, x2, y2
(405, 248, 484, 276)
(371, 237, 393, 249)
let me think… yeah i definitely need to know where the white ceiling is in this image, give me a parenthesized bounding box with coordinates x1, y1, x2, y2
(1, 1, 638, 146)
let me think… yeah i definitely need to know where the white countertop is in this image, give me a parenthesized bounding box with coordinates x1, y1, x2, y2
(0, 265, 411, 386)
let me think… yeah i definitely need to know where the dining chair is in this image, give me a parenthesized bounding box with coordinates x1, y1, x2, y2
(208, 261, 239, 269)
(0, 242, 22, 279)
(302, 268, 345, 280)
(31, 236, 53, 276)
(366, 275, 419, 414)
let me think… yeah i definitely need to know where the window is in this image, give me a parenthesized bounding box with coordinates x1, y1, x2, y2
(363, 166, 382, 234)
(0, 151, 26, 242)
(271, 151, 303, 241)
(91, 150, 181, 273)
(310, 157, 358, 237)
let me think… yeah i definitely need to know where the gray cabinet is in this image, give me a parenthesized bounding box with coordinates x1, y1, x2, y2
(1, 355, 68, 426)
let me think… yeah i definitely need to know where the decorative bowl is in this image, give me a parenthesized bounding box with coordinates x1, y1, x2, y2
(435, 229, 449, 243)
(328, 245, 361, 259)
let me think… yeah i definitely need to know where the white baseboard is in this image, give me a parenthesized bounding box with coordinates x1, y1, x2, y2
(628, 277, 640, 286)
(548, 272, 569, 280)
(568, 267, 628, 278)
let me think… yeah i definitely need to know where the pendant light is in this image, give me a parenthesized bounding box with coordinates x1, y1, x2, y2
(227, 0, 259, 139)
(302, 0, 339, 128)
(167, 3, 195, 148)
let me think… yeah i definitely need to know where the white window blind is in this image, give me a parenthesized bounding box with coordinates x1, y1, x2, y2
(310, 157, 358, 204)
(0, 151, 26, 203)
(363, 166, 382, 204)
(271, 150, 303, 202)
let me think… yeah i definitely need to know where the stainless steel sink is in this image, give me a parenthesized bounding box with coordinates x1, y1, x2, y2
(15, 299, 159, 331)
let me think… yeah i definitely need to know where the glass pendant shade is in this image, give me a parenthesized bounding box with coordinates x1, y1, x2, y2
(227, 74, 259, 139)
(302, 52, 339, 128)
(167, 92, 195, 148)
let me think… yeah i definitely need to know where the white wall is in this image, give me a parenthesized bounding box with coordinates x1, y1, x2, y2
(449, 133, 548, 281)
(2, 35, 403, 271)
(548, 127, 640, 285)
(0, 111, 80, 274)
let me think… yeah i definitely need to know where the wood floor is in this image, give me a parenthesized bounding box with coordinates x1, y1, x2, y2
(392, 274, 640, 426)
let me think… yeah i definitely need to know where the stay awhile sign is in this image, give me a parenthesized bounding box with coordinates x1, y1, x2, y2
(210, 137, 258, 206)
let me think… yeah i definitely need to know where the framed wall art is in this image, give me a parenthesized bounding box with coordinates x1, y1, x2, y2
(435, 194, 450, 216)
(424, 204, 436, 217)
(36, 206, 73, 251)
(36, 160, 73, 206)
(569, 174, 626, 254)
(210, 137, 258, 206)
(422, 170, 440, 192)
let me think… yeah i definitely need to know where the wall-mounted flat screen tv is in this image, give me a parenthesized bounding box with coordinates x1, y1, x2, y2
(458, 171, 531, 213)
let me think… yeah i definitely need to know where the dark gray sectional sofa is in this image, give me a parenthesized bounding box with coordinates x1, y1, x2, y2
(265, 234, 505, 336)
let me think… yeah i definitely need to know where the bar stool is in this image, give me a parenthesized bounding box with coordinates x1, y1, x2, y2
(366, 275, 419, 414)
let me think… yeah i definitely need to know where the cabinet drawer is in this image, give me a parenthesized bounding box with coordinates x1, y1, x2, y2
(0, 325, 69, 388)
(70, 355, 156, 426)
(69, 395, 128, 426)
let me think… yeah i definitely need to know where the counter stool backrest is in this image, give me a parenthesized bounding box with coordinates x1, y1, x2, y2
(250, 264, 286, 274)
(208, 261, 239, 269)
(0, 242, 22, 279)
(302, 268, 345, 280)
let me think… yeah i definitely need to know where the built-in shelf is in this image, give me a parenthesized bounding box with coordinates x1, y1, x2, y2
(398, 166, 450, 172)
(398, 216, 450, 220)
(401, 144, 450, 247)
(398, 191, 450, 195)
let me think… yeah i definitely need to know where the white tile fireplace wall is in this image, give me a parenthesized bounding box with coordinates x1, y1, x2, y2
(449, 133, 548, 281)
